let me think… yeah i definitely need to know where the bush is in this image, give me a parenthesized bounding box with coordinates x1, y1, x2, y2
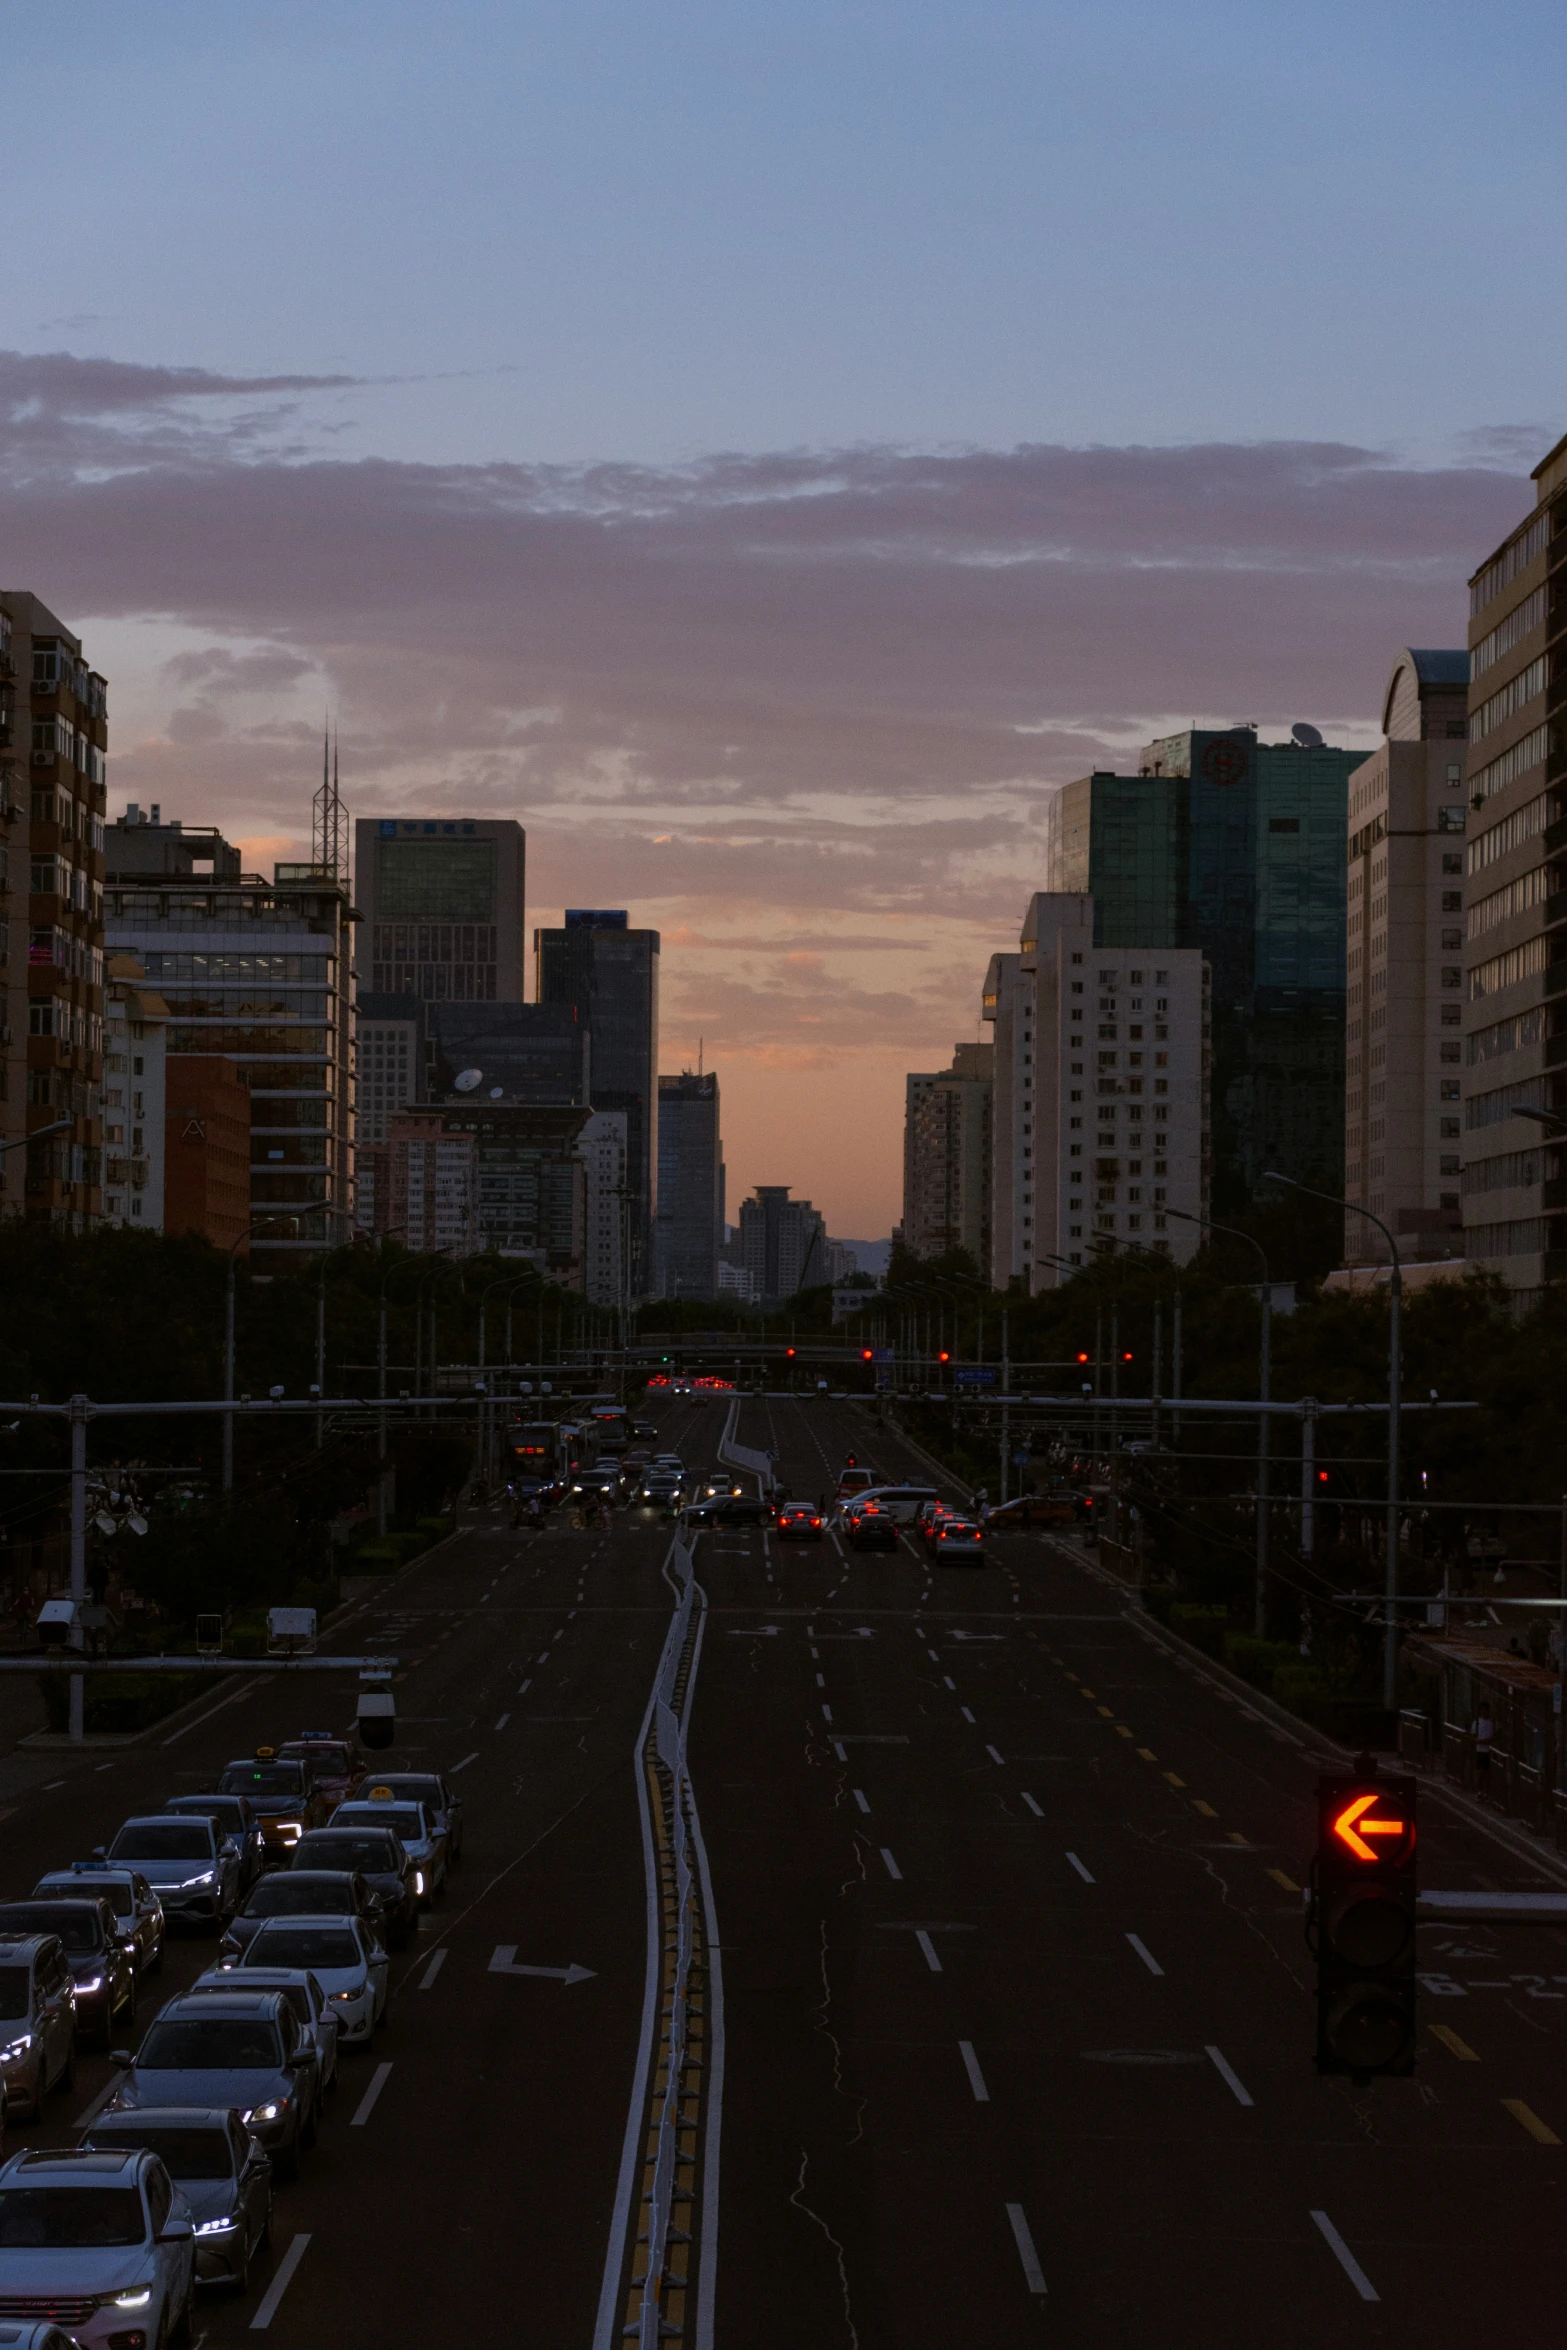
(415, 1515, 454, 1536)
(1168, 1603, 1229, 1658)
(1222, 1636, 1299, 1695)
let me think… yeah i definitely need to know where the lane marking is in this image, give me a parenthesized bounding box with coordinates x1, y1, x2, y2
(74, 2076, 120, 2129)
(852, 1788, 871, 1813)
(960, 1705, 976, 1724)
(1205, 2045, 1254, 2106)
(822, 1703, 834, 1723)
(815, 1673, 826, 1688)
(163, 1673, 265, 1745)
(1226, 1831, 1250, 1846)
(1503, 2098, 1561, 2144)
(1430, 2024, 1478, 2062)
(1021, 1793, 1043, 1817)
(1192, 1800, 1218, 1818)
(1114, 1725, 1133, 1739)
(249, 2231, 312, 2329)
(1066, 1852, 1094, 1883)
(926, 1647, 939, 1661)
(450, 1752, 480, 1774)
(1310, 2210, 1380, 2303)
(985, 1744, 1005, 1766)
(915, 1930, 942, 1973)
(1136, 1747, 1157, 1761)
(1267, 1868, 1300, 1893)
(834, 1741, 847, 1761)
(880, 1848, 902, 1881)
(519, 1678, 532, 1693)
(495, 1712, 511, 1731)
(1163, 1770, 1186, 1787)
(1005, 2202, 1047, 2295)
(350, 2061, 393, 2126)
(419, 1949, 448, 1990)
(959, 2040, 990, 2102)
(1096, 1706, 1114, 1718)
(1126, 1934, 1164, 1977)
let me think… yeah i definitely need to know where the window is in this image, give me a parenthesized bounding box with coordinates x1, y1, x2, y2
(1443, 853, 1463, 875)
(1468, 937, 1547, 1001)
(1472, 586, 1549, 677)
(1440, 1154, 1462, 1176)
(1471, 515, 1549, 614)
(1268, 816, 1300, 834)
(1469, 725, 1549, 805)
(1441, 892, 1462, 914)
(1440, 1080, 1461, 1102)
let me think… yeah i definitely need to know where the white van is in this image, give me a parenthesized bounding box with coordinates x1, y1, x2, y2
(846, 1484, 939, 1524)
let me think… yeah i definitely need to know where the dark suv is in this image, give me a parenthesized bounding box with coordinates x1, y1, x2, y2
(0, 1899, 134, 2046)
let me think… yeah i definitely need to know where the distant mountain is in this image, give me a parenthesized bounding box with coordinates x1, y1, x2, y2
(836, 1237, 891, 1277)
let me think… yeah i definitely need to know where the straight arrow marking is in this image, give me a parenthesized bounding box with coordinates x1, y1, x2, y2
(489, 1944, 596, 1985)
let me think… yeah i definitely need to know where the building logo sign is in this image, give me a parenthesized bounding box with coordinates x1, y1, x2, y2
(1199, 739, 1250, 788)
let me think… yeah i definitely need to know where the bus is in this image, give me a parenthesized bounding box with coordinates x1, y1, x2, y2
(506, 1419, 599, 1481)
(589, 1404, 630, 1455)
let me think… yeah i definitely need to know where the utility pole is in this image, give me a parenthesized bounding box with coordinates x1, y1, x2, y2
(1172, 1288, 1182, 1442)
(68, 1394, 87, 1744)
(1151, 1297, 1162, 1449)
(1301, 1397, 1318, 1559)
(1000, 1307, 1011, 1507)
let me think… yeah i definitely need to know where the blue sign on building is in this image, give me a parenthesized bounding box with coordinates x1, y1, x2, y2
(954, 1367, 997, 1386)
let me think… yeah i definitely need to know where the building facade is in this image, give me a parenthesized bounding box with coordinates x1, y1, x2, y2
(379, 1101, 588, 1276)
(163, 1057, 251, 1250)
(1044, 727, 1369, 1206)
(106, 818, 354, 1264)
(580, 1108, 628, 1309)
(655, 1071, 722, 1300)
(902, 1043, 993, 1266)
(1343, 651, 1470, 1266)
(354, 993, 429, 1149)
(982, 897, 1096, 1290)
(1459, 436, 1567, 1300)
(535, 911, 659, 1295)
(0, 593, 108, 1229)
(425, 1001, 588, 1105)
(738, 1185, 827, 1302)
(355, 818, 526, 1003)
(101, 955, 169, 1230)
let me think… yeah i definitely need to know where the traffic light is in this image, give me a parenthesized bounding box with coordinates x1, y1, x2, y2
(1309, 1760, 1417, 2079)
(1121, 1350, 1133, 1363)
(939, 1350, 950, 1364)
(1317, 1469, 1330, 1486)
(861, 1349, 873, 1362)
(785, 1347, 796, 1359)
(1076, 1351, 1090, 1365)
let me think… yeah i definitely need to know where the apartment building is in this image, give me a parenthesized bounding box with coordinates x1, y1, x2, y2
(902, 1043, 993, 1265)
(656, 1071, 722, 1300)
(1343, 651, 1470, 1265)
(379, 1101, 588, 1273)
(1460, 436, 1567, 1301)
(101, 954, 170, 1230)
(0, 593, 108, 1228)
(982, 896, 1095, 1290)
(580, 1107, 629, 1308)
(738, 1185, 827, 1301)
(355, 993, 429, 1148)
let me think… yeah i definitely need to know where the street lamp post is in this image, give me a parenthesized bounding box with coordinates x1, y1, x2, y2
(1264, 1173, 1403, 1710)
(1168, 1208, 1272, 1638)
(223, 1219, 291, 1493)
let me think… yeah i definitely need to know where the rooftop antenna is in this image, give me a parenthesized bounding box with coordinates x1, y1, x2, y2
(310, 720, 350, 882)
(698, 1035, 704, 1077)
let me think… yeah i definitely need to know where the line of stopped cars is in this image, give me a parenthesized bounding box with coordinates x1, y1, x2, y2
(0, 1731, 465, 2347)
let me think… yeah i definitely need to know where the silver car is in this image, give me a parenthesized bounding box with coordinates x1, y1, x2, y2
(189, 1965, 339, 2097)
(32, 1867, 164, 1978)
(0, 1937, 76, 2120)
(81, 2108, 272, 2295)
(232, 1917, 389, 2047)
(363, 1772, 464, 1864)
(0, 2145, 195, 2350)
(333, 1797, 447, 1901)
(102, 1819, 239, 1933)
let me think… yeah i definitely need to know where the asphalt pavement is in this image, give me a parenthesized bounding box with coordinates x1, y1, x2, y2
(4, 1389, 1567, 2345)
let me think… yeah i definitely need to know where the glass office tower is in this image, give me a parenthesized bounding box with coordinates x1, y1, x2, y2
(535, 911, 659, 1296)
(1045, 726, 1370, 1204)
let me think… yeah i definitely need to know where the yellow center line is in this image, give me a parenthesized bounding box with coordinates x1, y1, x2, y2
(1115, 1724, 1134, 1738)
(1080, 1688, 1096, 1700)
(1503, 2098, 1561, 2145)
(1226, 1832, 1250, 1846)
(1136, 1747, 1157, 1761)
(1430, 2024, 1479, 2063)
(1097, 1705, 1115, 1718)
(1267, 1868, 1300, 1893)
(1163, 1770, 1186, 1787)
(1192, 1800, 1218, 1818)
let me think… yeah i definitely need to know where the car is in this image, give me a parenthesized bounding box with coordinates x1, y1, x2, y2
(160, 1796, 264, 1898)
(0, 1937, 76, 2119)
(188, 1966, 339, 2099)
(933, 1518, 987, 1565)
(845, 1505, 900, 1553)
(81, 2108, 273, 2296)
(684, 1494, 774, 1529)
(102, 1818, 240, 1933)
(507, 1472, 564, 1513)
(360, 1772, 464, 1864)
(650, 1454, 684, 1474)
(631, 1422, 659, 1440)
(276, 1736, 366, 1814)
(0, 2144, 195, 2350)
(917, 1502, 963, 1550)
(214, 1752, 330, 1862)
(835, 1466, 877, 1501)
(219, 1872, 385, 1964)
(0, 1905, 133, 2050)
(984, 1491, 1080, 1528)
(31, 1868, 164, 1979)
(775, 1505, 824, 1541)
(287, 1828, 418, 1948)
(639, 1471, 684, 1505)
(330, 1794, 446, 1902)
(696, 1475, 744, 1502)
(845, 1483, 938, 1525)
(229, 1917, 389, 2048)
(109, 1990, 321, 2181)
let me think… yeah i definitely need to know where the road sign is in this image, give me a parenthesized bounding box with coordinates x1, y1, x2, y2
(1311, 1764, 1417, 2079)
(954, 1368, 997, 1387)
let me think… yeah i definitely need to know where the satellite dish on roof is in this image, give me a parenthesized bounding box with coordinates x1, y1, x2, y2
(454, 1068, 483, 1093)
(489, 1087, 504, 1099)
(1291, 722, 1324, 748)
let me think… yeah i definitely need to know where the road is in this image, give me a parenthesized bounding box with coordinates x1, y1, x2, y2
(6, 1389, 1567, 2345)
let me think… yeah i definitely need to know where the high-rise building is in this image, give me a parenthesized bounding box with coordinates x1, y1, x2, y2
(739, 1185, 827, 1301)
(380, 1101, 587, 1274)
(354, 993, 429, 1149)
(902, 1044, 993, 1265)
(101, 954, 169, 1231)
(579, 1108, 628, 1309)
(0, 593, 109, 1229)
(425, 1001, 588, 1105)
(1343, 651, 1470, 1267)
(355, 817, 526, 1002)
(163, 1058, 251, 1251)
(535, 911, 659, 1295)
(1044, 726, 1370, 1205)
(982, 896, 1095, 1289)
(105, 813, 354, 1264)
(656, 1071, 722, 1299)
(1459, 435, 1567, 1301)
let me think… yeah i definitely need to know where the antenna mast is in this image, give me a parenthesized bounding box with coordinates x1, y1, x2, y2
(311, 725, 350, 881)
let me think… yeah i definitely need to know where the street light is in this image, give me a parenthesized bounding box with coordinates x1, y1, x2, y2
(1264, 1172, 1402, 1709)
(0, 1118, 71, 1157)
(223, 1218, 294, 1492)
(1167, 1207, 1273, 1638)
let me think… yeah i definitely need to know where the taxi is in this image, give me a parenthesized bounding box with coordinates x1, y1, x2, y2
(277, 1733, 366, 1813)
(215, 1749, 330, 1862)
(332, 1786, 448, 1903)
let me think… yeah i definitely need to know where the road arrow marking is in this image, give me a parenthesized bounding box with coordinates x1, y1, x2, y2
(489, 1945, 596, 1985)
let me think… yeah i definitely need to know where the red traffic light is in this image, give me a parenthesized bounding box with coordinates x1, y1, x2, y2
(861, 1349, 873, 1362)
(1076, 1351, 1090, 1365)
(1331, 1792, 1416, 1867)
(785, 1347, 796, 1358)
(938, 1350, 950, 1363)
(1317, 1469, 1330, 1485)
(1122, 1351, 1133, 1362)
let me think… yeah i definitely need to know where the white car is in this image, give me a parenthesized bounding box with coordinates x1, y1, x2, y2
(233, 1917, 388, 2046)
(0, 2144, 195, 2350)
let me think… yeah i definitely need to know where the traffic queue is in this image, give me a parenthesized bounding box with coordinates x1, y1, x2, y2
(0, 1731, 463, 2348)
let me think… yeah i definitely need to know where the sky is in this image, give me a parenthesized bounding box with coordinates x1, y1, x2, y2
(4, 0, 1565, 1235)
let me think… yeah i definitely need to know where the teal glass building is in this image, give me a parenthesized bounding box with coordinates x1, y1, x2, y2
(1044, 726, 1371, 1206)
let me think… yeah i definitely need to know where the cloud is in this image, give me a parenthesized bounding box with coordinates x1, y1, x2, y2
(0, 350, 1535, 1224)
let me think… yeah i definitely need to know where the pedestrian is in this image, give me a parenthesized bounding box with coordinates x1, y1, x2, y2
(1472, 1702, 1495, 1790)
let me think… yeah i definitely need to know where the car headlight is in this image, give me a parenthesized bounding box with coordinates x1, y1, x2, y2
(331, 1986, 363, 2004)
(278, 1822, 303, 1842)
(242, 2099, 285, 2122)
(0, 2035, 34, 2061)
(75, 1975, 104, 1994)
(112, 2287, 153, 2309)
(197, 2217, 240, 2236)
(179, 1870, 217, 1889)
(413, 1871, 425, 1895)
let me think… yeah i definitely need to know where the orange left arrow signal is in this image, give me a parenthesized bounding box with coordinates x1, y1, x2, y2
(1333, 1793, 1410, 1862)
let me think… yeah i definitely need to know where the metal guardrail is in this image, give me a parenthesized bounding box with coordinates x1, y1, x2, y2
(718, 1396, 775, 1495)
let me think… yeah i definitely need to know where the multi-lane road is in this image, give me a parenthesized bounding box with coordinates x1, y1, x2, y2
(5, 1390, 1567, 2344)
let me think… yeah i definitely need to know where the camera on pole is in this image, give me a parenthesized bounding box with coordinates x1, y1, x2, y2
(1308, 1753, 1417, 2080)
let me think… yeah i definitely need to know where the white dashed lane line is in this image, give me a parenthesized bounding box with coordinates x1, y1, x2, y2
(915, 1931, 943, 1973)
(249, 2232, 312, 2329)
(1066, 1852, 1095, 1883)
(880, 1847, 903, 1881)
(852, 1789, 871, 1813)
(1021, 1793, 1043, 1817)
(959, 2040, 990, 2102)
(1311, 2210, 1380, 2303)
(1126, 1934, 1164, 1977)
(1006, 2204, 1047, 2296)
(1205, 2046, 1254, 2106)
(419, 1950, 448, 1990)
(450, 1752, 480, 1774)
